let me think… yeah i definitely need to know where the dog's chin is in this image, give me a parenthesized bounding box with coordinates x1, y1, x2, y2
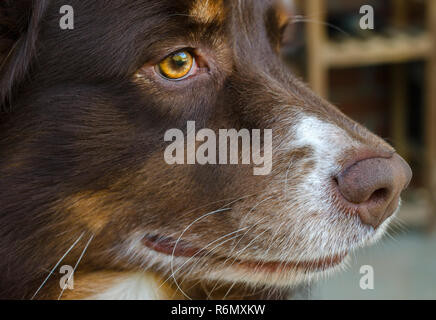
(201, 252, 350, 288)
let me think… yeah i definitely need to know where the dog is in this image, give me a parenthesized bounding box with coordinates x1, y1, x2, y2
(0, 0, 412, 300)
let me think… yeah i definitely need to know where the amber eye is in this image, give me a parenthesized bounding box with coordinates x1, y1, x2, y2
(157, 50, 194, 80)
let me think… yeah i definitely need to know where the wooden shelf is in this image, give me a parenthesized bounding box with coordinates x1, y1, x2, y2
(323, 32, 433, 68)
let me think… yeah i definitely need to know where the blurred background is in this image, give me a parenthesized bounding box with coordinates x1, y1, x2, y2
(281, 0, 436, 299)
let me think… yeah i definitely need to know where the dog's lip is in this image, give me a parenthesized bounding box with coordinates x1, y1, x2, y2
(142, 235, 207, 258)
(143, 235, 348, 272)
(232, 252, 348, 273)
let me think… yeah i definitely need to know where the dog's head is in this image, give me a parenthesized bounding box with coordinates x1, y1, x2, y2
(0, 0, 411, 299)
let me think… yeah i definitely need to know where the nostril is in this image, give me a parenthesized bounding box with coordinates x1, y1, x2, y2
(369, 188, 389, 203)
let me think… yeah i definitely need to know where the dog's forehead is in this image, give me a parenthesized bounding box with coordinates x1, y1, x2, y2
(180, 0, 284, 25)
(188, 0, 226, 24)
(184, 0, 289, 49)
(116, 0, 280, 15)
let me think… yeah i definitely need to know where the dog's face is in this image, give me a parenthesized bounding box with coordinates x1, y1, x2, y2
(0, 0, 411, 299)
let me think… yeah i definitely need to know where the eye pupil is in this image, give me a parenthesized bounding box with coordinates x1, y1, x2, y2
(172, 52, 188, 67)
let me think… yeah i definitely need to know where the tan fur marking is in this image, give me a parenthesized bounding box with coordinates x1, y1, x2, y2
(64, 192, 112, 233)
(275, 2, 290, 30)
(190, 0, 225, 24)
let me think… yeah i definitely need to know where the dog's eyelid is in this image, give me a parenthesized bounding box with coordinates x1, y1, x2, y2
(139, 46, 195, 67)
(161, 47, 195, 60)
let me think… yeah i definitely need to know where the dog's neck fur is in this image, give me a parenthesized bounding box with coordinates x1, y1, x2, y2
(59, 272, 182, 300)
(55, 271, 292, 300)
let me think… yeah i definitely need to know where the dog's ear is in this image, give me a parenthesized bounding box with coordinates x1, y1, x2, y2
(0, 0, 50, 112)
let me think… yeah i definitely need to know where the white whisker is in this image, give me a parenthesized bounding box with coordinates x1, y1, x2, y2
(58, 234, 94, 300)
(31, 232, 85, 300)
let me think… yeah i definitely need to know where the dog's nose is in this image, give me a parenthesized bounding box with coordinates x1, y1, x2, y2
(336, 153, 412, 228)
